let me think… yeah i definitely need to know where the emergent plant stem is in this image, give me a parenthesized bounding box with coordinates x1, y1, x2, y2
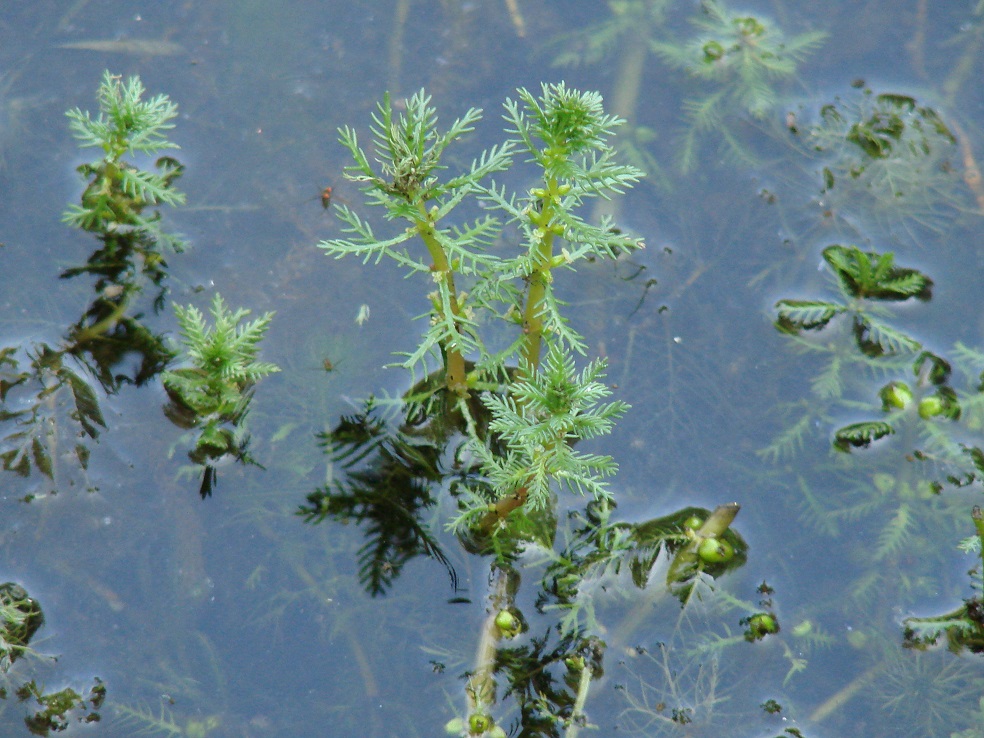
(521, 178, 560, 371)
(414, 203, 468, 394)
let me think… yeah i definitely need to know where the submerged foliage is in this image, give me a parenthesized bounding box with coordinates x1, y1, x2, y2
(806, 86, 968, 236)
(651, 0, 826, 170)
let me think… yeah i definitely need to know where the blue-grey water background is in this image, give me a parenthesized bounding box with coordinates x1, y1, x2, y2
(1, 1, 983, 736)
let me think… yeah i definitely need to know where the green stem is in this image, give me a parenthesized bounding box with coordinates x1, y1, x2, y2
(564, 657, 594, 738)
(413, 203, 468, 394)
(466, 565, 513, 728)
(521, 178, 564, 371)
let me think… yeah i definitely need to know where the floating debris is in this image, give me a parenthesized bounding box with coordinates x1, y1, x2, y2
(59, 39, 185, 56)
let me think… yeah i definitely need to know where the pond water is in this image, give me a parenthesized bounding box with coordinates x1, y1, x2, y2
(1, 1, 983, 736)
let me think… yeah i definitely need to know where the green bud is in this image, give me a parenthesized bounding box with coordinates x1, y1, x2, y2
(468, 713, 492, 734)
(445, 718, 465, 735)
(697, 537, 734, 564)
(488, 728, 507, 738)
(494, 609, 520, 637)
(919, 395, 944, 419)
(745, 612, 779, 640)
(880, 381, 912, 410)
(565, 654, 585, 671)
(683, 515, 704, 531)
(702, 40, 725, 62)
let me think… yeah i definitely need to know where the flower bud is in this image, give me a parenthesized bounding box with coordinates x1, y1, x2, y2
(468, 713, 492, 734)
(880, 381, 912, 410)
(918, 395, 944, 419)
(494, 610, 521, 637)
(697, 537, 734, 564)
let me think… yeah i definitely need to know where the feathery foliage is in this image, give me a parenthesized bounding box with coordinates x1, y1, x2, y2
(162, 294, 278, 494)
(163, 294, 278, 419)
(63, 70, 185, 251)
(320, 84, 643, 394)
(807, 86, 967, 236)
(651, 0, 826, 170)
(450, 351, 627, 533)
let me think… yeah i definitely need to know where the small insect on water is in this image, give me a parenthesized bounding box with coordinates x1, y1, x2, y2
(320, 185, 333, 210)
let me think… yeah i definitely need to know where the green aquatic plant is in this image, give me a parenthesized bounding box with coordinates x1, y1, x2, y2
(15, 678, 105, 736)
(775, 244, 932, 359)
(903, 506, 984, 653)
(113, 702, 221, 738)
(806, 86, 969, 238)
(773, 244, 984, 487)
(870, 649, 982, 738)
(449, 350, 628, 533)
(58, 69, 183, 392)
(162, 293, 279, 497)
(320, 84, 642, 396)
(311, 84, 748, 737)
(0, 344, 106, 484)
(761, 244, 932, 459)
(63, 70, 185, 250)
(0, 71, 187, 486)
(0, 583, 43, 672)
(651, 0, 826, 171)
(550, 0, 674, 188)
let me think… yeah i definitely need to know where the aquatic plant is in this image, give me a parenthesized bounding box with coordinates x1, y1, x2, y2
(0, 71, 187, 485)
(765, 235, 984, 702)
(63, 70, 184, 248)
(113, 702, 221, 738)
(762, 244, 932, 461)
(162, 293, 279, 497)
(651, 0, 826, 171)
(806, 86, 970, 238)
(550, 0, 675, 187)
(903, 506, 984, 653)
(321, 84, 642, 395)
(310, 84, 748, 736)
(0, 583, 43, 672)
(870, 649, 982, 738)
(16, 678, 105, 736)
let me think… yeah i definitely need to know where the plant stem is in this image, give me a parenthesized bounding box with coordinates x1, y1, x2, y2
(414, 203, 469, 394)
(521, 179, 561, 370)
(564, 656, 594, 738)
(466, 565, 513, 724)
(477, 485, 529, 534)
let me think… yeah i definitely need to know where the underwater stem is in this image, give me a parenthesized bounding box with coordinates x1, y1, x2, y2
(564, 656, 594, 738)
(466, 565, 513, 721)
